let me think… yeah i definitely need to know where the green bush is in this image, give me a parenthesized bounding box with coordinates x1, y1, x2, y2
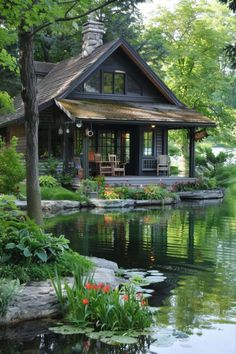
(0, 198, 92, 282)
(52, 265, 153, 331)
(0, 278, 19, 317)
(172, 177, 217, 192)
(39, 175, 59, 188)
(0, 251, 92, 283)
(0, 137, 25, 193)
(41, 186, 85, 201)
(102, 185, 174, 200)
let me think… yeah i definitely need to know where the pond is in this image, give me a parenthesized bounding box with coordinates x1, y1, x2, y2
(1, 186, 236, 353)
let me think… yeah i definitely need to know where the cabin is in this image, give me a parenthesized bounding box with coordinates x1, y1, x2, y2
(0, 19, 215, 183)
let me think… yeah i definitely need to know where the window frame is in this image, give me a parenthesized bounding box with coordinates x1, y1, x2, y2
(143, 130, 155, 157)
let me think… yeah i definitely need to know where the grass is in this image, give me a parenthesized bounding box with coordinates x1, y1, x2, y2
(18, 182, 86, 202)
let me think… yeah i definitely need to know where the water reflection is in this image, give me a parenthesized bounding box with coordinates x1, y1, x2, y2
(1, 187, 236, 353)
(46, 185, 236, 334)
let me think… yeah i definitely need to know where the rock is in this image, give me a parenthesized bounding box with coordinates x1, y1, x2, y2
(179, 189, 224, 200)
(134, 197, 178, 207)
(15, 200, 81, 212)
(89, 199, 135, 208)
(88, 257, 119, 272)
(0, 258, 121, 325)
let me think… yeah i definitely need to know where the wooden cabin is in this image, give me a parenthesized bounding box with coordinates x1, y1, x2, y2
(0, 20, 215, 179)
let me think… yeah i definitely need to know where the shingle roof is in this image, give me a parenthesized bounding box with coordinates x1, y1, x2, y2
(34, 61, 56, 75)
(0, 39, 118, 127)
(56, 99, 216, 127)
(0, 38, 216, 128)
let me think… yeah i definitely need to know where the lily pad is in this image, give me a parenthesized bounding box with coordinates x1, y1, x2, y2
(87, 331, 115, 340)
(110, 335, 138, 344)
(49, 325, 94, 335)
(147, 270, 164, 276)
(145, 275, 166, 283)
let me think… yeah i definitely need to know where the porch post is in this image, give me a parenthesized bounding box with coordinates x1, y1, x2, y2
(82, 127, 89, 178)
(162, 128, 168, 154)
(63, 126, 69, 171)
(189, 127, 195, 178)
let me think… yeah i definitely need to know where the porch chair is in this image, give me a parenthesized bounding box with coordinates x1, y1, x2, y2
(108, 154, 126, 176)
(94, 153, 113, 176)
(156, 154, 171, 176)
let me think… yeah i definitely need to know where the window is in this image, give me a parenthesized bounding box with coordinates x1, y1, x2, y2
(143, 131, 154, 156)
(98, 131, 115, 160)
(84, 71, 100, 93)
(103, 71, 125, 95)
(114, 73, 125, 94)
(103, 72, 113, 94)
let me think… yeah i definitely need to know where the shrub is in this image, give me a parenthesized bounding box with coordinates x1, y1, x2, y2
(0, 278, 19, 317)
(41, 186, 85, 201)
(39, 175, 58, 188)
(43, 156, 60, 176)
(172, 177, 217, 192)
(0, 137, 25, 193)
(52, 265, 153, 331)
(0, 199, 92, 282)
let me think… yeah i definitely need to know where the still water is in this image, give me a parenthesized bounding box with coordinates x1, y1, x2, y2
(1, 186, 236, 353)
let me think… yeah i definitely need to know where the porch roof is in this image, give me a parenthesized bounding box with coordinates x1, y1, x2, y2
(57, 99, 216, 127)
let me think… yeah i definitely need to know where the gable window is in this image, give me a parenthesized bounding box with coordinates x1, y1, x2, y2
(114, 72, 125, 94)
(103, 71, 125, 95)
(103, 72, 113, 94)
(82, 70, 141, 96)
(143, 131, 154, 156)
(84, 71, 100, 93)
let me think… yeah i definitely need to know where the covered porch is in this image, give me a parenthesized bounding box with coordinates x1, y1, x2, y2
(54, 99, 215, 179)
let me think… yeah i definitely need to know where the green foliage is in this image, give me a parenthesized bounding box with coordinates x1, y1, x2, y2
(103, 185, 175, 200)
(195, 146, 236, 186)
(0, 91, 14, 114)
(0, 137, 25, 194)
(41, 186, 85, 201)
(143, 0, 236, 144)
(42, 156, 60, 176)
(39, 175, 58, 188)
(52, 265, 153, 331)
(0, 251, 92, 283)
(0, 198, 68, 266)
(57, 171, 74, 187)
(172, 177, 217, 192)
(0, 278, 19, 317)
(0, 198, 92, 282)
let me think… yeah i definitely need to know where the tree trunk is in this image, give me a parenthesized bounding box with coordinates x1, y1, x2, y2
(19, 29, 43, 225)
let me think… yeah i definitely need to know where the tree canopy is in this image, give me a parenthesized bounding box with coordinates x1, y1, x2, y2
(142, 0, 236, 143)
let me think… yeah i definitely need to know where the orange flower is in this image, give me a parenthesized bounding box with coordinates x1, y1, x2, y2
(102, 285, 110, 293)
(85, 283, 93, 290)
(141, 299, 147, 306)
(123, 294, 129, 301)
(97, 282, 104, 289)
(82, 298, 89, 305)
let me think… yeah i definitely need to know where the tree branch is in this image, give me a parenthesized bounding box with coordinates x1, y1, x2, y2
(32, 0, 120, 36)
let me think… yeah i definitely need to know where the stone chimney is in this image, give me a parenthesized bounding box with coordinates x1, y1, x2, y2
(82, 16, 105, 58)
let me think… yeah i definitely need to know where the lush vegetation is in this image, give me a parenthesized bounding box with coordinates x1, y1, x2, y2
(0, 278, 19, 317)
(52, 265, 153, 331)
(0, 137, 25, 194)
(0, 195, 92, 283)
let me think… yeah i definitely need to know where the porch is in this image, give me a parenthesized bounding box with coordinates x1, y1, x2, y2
(72, 175, 196, 188)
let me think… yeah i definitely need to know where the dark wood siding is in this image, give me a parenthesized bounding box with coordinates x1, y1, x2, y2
(8, 124, 26, 153)
(68, 48, 171, 104)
